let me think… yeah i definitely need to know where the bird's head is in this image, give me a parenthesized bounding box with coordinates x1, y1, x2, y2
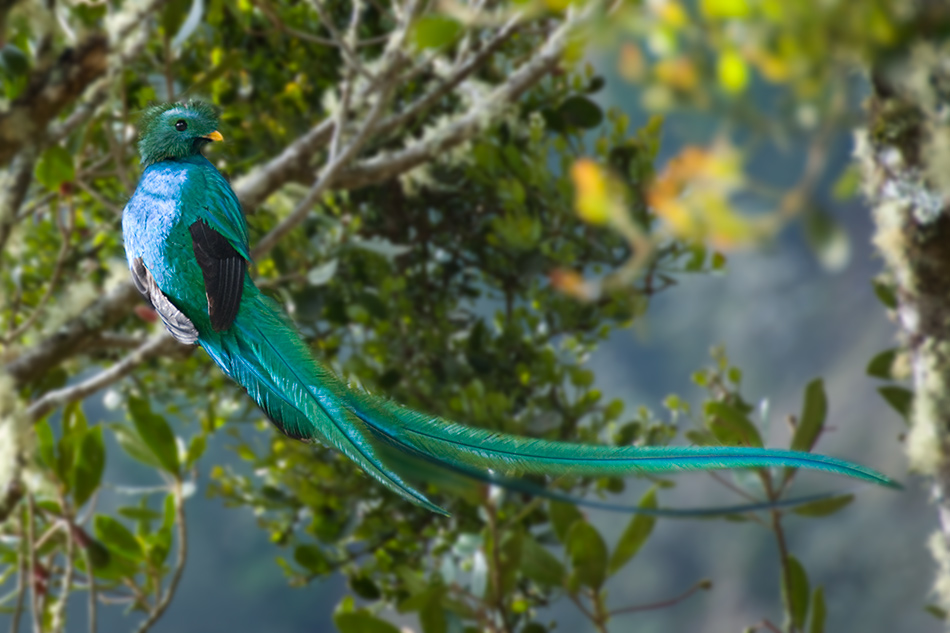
(137, 100, 223, 167)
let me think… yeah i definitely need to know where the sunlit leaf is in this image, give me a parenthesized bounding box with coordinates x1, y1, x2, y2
(412, 15, 462, 50)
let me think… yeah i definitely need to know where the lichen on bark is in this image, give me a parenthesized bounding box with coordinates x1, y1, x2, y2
(861, 40, 950, 614)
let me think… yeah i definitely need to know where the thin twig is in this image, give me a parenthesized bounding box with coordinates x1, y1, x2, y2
(10, 512, 25, 633)
(49, 499, 75, 633)
(330, 0, 364, 161)
(761, 473, 796, 633)
(79, 535, 97, 633)
(306, 0, 373, 79)
(26, 496, 40, 633)
(609, 579, 710, 616)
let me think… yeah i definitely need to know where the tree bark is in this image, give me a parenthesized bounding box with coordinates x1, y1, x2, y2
(861, 44, 950, 614)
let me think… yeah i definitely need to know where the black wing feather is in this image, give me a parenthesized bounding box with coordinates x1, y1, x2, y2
(189, 219, 246, 332)
(130, 257, 199, 345)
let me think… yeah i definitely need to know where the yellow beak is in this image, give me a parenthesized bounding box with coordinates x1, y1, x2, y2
(202, 130, 224, 142)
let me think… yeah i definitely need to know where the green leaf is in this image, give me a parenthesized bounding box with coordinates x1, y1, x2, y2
(557, 96, 604, 129)
(781, 555, 810, 632)
(924, 604, 948, 621)
(809, 586, 826, 633)
(549, 501, 582, 542)
(35, 145, 75, 189)
(185, 434, 206, 468)
(411, 15, 462, 50)
(0, 45, 29, 77)
(872, 279, 897, 309)
(161, 0, 192, 36)
(57, 402, 88, 485)
(566, 520, 608, 590)
(419, 589, 448, 633)
(94, 515, 142, 560)
(866, 349, 897, 380)
(294, 544, 329, 574)
(118, 506, 163, 522)
(608, 488, 656, 575)
(521, 534, 566, 587)
(705, 401, 763, 447)
(349, 576, 382, 600)
(791, 494, 854, 518)
(72, 427, 105, 507)
(35, 419, 56, 470)
(791, 379, 826, 453)
(334, 610, 401, 633)
(878, 386, 912, 423)
(109, 423, 161, 468)
(128, 396, 180, 475)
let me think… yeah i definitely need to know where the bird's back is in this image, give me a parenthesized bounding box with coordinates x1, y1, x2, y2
(122, 157, 242, 328)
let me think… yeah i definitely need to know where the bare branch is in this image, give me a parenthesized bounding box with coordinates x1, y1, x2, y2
(5, 282, 141, 388)
(252, 61, 399, 256)
(26, 332, 175, 423)
(333, 11, 573, 189)
(0, 36, 108, 166)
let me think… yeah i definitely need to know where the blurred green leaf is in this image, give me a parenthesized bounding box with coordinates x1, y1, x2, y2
(809, 586, 826, 633)
(128, 396, 180, 475)
(109, 423, 162, 469)
(35, 145, 75, 189)
(608, 488, 656, 575)
(566, 520, 608, 591)
(294, 544, 330, 575)
(419, 589, 448, 633)
(550, 501, 582, 542)
(558, 96, 604, 129)
(412, 15, 462, 50)
(924, 604, 948, 621)
(866, 349, 897, 380)
(185, 434, 206, 468)
(521, 534, 566, 587)
(792, 494, 854, 518)
(334, 609, 402, 633)
(872, 279, 897, 309)
(878, 386, 912, 423)
(705, 401, 763, 447)
(791, 379, 826, 453)
(94, 515, 142, 560)
(72, 426, 105, 507)
(781, 555, 810, 632)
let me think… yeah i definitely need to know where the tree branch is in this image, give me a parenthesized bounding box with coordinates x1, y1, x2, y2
(25, 332, 175, 423)
(0, 36, 108, 166)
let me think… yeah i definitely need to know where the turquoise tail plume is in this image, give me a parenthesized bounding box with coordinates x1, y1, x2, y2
(199, 284, 898, 516)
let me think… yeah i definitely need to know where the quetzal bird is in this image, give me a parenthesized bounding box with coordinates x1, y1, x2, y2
(121, 100, 896, 516)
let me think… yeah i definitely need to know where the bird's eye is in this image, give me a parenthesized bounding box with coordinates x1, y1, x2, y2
(175, 120, 188, 132)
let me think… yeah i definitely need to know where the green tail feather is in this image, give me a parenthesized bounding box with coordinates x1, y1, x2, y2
(200, 287, 898, 516)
